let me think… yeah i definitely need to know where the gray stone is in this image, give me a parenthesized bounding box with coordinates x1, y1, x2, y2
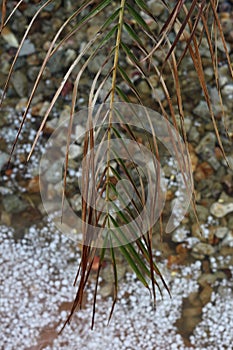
(218, 65, 230, 87)
(58, 107, 71, 125)
(228, 216, 233, 230)
(152, 86, 165, 101)
(216, 38, 230, 53)
(204, 67, 214, 80)
(100, 284, 113, 298)
(188, 125, 201, 143)
(195, 205, 209, 223)
(61, 144, 82, 159)
(221, 231, 233, 247)
(64, 49, 77, 67)
(192, 242, 215, 256)
(88, 54, 112, 75)
(191, 251, 205, 260)
(27, 66, 40, 82)
(206, 155, 221, 171)
(1, 28, 18, 47)
(75, 125, 86, 144)
(198, 273, 218, 287)
(15, 98, 28, 112)
(2, 194, 28, 213)
(45, 118, 58, 133)
(47, 50, 64, 74)
(19, 39, 36, 57)
(0, 152, 9, 171)
(218, 192, 233, 204)
(44, 160, 63, 184)
(12, 70, 28, 97)
(43, 0, 62, 12)
(0, 186, 13, 195)
(195, 132, 216, 156)
(214, 227, 229, 239)
(183, 117, 192, 133)
(222, 84, 233, 96)
(70, 194, 82, 212)
(210, 202, 233, 218)
(193, 100, 210, 119)
(148, 0, 165, 16)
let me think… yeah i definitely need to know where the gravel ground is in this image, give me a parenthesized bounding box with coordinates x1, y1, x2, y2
(1, 220, 233, 350)
(1, 1, 233, 349)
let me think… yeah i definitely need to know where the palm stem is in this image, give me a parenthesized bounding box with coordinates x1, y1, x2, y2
(106, 0, 126, 206)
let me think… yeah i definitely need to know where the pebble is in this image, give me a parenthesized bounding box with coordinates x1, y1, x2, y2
(2, 194, 28, 213)
(86, 25, 101, 41)
(222, 174, 233, 196)
(216, 38, 231, 53)
(27, 66, 41, 82)
(43, 0, 62, 12)
(0, 186, 13, 195)
(218, 64, 230, 87)
(11, 70, 28, 98)
(47, 50, 64, 74)
(148, 0, 165, 16)
(188, 291, 201, 307)
(214, 226, 229, 239)
(31, 101, 50, 117)
(0, 151, 9, 171)
(199, 284, 212, 305)
(64, 49, 77, 67)
(88, 54, 112, 75)
(61, 144, 82, 159)
(222, 83, 233, 97)
(75, 125, 86, 144)
(183, 117, 192, 133)
(182, 306, 202, 318)
(1, 211, 12, 226)
(210, 202, 233, 218)
(221, 230, 233, 246)
(188, 125, 201, 143)
(44, 160, 63, 184)
(99, 284, 113, 298)
(70, 194, 82, 212)
(149, 85, 164, 101)
(192, 242, 215, 256)
(44, 118, 58, 134)
(136, 80, 151, 95)
(194, 162, 214, 181)
(198, 273, 219, 287)
(0, 53, 11, 75)
(218, 191, 233, 204)
(1, 26, 19, 48)
(191, 205, 209, 223)
(228, 216, 233, 229)
(195, 132, 216, 156)
(193, 100, 210, 119)
(205, 155, 221, 171)
(19, 39, 36, 57)
(15, 98, 28, 112)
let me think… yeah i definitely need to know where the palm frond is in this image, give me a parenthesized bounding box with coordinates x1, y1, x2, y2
(1, 0, 232, 330)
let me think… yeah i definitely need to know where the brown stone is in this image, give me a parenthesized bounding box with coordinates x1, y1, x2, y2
(194, 161, 214, 181)
(200, 284, 212, 305)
